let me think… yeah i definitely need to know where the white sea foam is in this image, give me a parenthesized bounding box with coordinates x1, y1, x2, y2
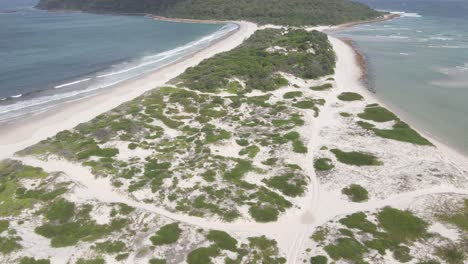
(429, 36, 453, 41)
(54, 78, 91, 89)
(391, 11, 422, 18)
(11, 94, 22, 98)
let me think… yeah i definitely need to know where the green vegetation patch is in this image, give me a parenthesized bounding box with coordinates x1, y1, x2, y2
(187, 246, 220, 264)
(264, 172, 307, 197)
(19, 258, 51, 264)
(314, 158, 334, 171)
(207, 230, 238, 251)
(373, 121, 432, 146)
(247, 236, 286, 263)
(437, 199, 468, 232)
(337, 92, 363, 101)
(436, 244, 465, 264)
(239, 145, 260, 158)
(310, 255, 328, 264)
(330, 149, 382, 166)
(177, 29, 336, 93)
(341, 184, 369, 202)
(339, 212, 377, 234)
(95, 240, 126, 253)
(283, 91, 303, 99)
(310, 83, 332, 91)
(35, 201, 127, 247)
(249, 205, 279, 222)
(150, 223, 182, 245)
(324, 237, 368, 262)
(358, 105, 398, 122)
(377, 207, 428, 243)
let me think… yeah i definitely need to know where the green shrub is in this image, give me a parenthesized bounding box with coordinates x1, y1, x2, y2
(293, 100, 316, 109)
(76, 258, 105, 264)
(341, 184, 368, 202)
(239, 145, 260, 158)
(223, 160, 253, 181)
(283, 91, 303, 99)
(264, 173, 306, 197)
(373, 121, 432, 146)
(249, 205, 279, 222)
(365, 238, 393, 255)
(149, 259, 166, 264)
(236, 139, 249, 146)
(357, 120, 375, 129)
(95, 240, 126, 253)
(187, 246, 220, 264)
(292, 139, 308, 153)
(393, 246, 412, 262)
(310, 255, 328, 264)
(437, 199, 468, 232)
(19, 257, 50, 264)
(310, 83, 332, 91)
(339, 112, 351, 117)
(330, 149, 382, 166)
(377, 207, 428, 243)
(0, 236, 22, 254)
(207, 230, 238, 251)
(339, 212, 377, 233)
(337, 92, 363, 101)
(283, 131, 300, 141)
(324, 237, 368, 262)
(358, 105, 398, 122)
(0, 220, 9, 233)
(436, 244, 465, 264)
(311, 228, 328, 242)
(44, 199, 75, 222)
(314, 158, 334, 171)
(150, 223, 182, 245)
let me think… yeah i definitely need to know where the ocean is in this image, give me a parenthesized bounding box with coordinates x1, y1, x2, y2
(339, 0, 468, 155)
(0, 0, 235, 122)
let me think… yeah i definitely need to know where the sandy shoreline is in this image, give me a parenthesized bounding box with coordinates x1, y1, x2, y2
(329, 36, 468, 172)
(0, 20, 257, 160)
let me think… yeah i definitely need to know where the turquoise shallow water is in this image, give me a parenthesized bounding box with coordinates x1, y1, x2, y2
(339, 0, 468, 155)
(0, 0, 234, 121)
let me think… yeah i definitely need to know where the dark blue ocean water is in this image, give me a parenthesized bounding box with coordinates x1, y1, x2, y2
(340, 0, 468, 155)
(0, 0, 234, 121)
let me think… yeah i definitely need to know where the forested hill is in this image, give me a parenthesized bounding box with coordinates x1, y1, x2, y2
(36, 0, 383, 26)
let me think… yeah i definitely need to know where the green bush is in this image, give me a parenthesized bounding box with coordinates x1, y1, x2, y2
(310, 83, 332, 91)
(437, 199, 468, 232)
(436, 244, 465, 264)
(324, 237, 368, 262)
(207, 230, 238, 251)
(393, 245, 412, 262)
(150, 223, 182, 245)
(283, 91, 303, 99)
(341, 184, 368, 202)
(239, 145, 260, 158)
(187, 246, 220, 264)
(223, 160, 253, 181)
(76, 258, 105, 264)
(0, 220, 9, 233)
(377, 207, 428, 243)
(95, 240, 126, 253)
(339, 212, 377, 233)
(292, 139, 308, 153)
(149, 259, 166, 264)
(293, 100, 316, 109)
(337, 92, 363, 101)
(264, 173, 306, 197)
(358, 105, 398, 122)
(249, 205, 279, 222)
(314, 158, 334, 171)
(373, 121, 432, 146)
(19, 258, 50, 264)
(44, 199, 75, 222)
(0, 236, 22, 254)
(310, 255, 328, 264)
(330, 149, 382, 166)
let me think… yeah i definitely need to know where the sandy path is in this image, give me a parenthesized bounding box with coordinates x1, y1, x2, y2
(0, 21, 257, 160)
